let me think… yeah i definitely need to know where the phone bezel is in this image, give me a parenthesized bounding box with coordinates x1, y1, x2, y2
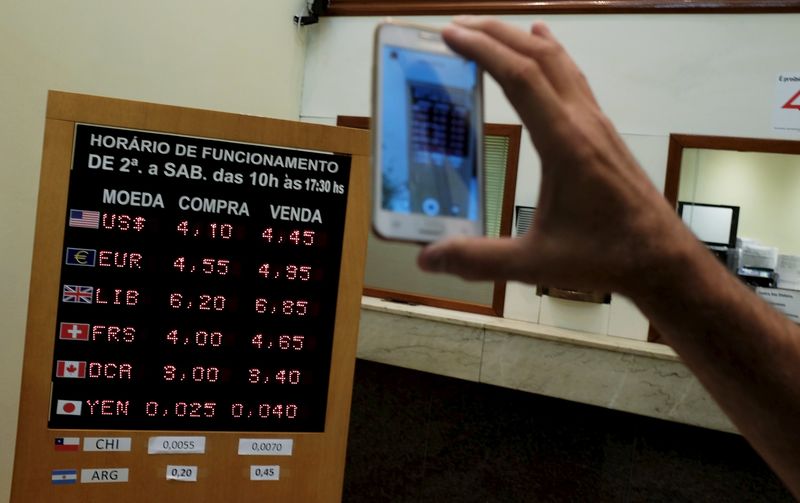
(371, 21, 485, 243)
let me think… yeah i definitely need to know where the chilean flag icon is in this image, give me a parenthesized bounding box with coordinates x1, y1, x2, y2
(54, 437, 80, 452)
(56, 360, 86, 379)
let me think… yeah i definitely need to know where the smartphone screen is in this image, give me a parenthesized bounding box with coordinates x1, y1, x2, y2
(377, 40, 481, 230)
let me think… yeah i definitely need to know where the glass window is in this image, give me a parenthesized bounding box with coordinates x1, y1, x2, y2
(338, 116, 520, 315)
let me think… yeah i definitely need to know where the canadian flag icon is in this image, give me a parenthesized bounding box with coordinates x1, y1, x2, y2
(56, 399, 82, 416)
(56, 360, 86, 379)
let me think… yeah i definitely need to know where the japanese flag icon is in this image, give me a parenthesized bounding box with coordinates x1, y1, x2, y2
(56, 399, 82, 416)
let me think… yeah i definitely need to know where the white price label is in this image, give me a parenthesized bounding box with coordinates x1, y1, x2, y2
(80, 468, 129, 484)
(83, 437, 132, 452)
(250, 465, 280, 481)
(148, 436, 206, 454)
(238, 439, 293, 456)
(166, 465, 198, 482)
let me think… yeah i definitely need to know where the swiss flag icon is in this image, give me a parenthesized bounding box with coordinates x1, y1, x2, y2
(59, 322, 90, 341)
(56, 360, 86, 379)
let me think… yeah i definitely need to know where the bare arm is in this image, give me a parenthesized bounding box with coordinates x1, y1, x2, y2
(417, 16, 800, 496)
(634, 240, 800, 496)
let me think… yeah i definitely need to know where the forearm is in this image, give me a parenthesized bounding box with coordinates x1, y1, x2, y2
(631, 235, 800, 496)
(426, 15, 800, 493)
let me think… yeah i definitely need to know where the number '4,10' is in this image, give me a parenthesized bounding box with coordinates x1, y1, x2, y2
(177, 221, 234, 239)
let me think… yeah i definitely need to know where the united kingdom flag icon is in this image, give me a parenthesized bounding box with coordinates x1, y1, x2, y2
(62, 285, 93, 304)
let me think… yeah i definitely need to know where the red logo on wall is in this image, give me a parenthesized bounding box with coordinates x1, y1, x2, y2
(782, 89, 800, 111)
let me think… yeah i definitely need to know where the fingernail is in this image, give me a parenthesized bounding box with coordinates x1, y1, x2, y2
(442, 24, 466, 41)
(453, 15, 477, 24)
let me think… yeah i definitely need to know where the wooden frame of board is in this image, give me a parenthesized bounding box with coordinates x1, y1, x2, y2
(11, 91, 369, 502)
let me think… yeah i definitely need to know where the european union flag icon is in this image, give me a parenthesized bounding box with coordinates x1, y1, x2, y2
(65, 247, 96, 267)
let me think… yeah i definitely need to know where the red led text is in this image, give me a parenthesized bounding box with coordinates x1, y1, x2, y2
(177, 221, 233, 239)
(98, 250, 143, 269)
(88, 362, 133, 380)
(254, 298, 308, 316)
(95, 288, 140, 306)
(101, 213, 145, 232)
(91, 325, 135, 343)
(86, 399, 130, 416)
(251, 334, 305, 351)
(231, 403, 298, 420)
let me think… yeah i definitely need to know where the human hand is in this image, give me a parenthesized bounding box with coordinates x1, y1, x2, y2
(418, 17, 694, 296)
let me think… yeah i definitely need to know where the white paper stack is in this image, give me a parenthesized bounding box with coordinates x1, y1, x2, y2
(740, 243, 779, 270)
(777, 255, 800, 291)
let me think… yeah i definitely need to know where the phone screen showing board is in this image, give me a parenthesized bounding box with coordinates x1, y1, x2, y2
(379, 45, 480, 221)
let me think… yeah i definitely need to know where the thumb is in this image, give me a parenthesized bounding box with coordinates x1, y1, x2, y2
(417, 236, 530, 281)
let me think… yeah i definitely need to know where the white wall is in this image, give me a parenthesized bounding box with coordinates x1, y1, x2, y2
(300, 13, 800, 339)
(0, 0, 308, 498)
(679, 149, 800, 255)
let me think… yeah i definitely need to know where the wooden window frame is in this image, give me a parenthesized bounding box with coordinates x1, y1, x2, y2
(337, 115, 521, 316)
(327, 0, 800, 16)
(650, 133, 800, 342)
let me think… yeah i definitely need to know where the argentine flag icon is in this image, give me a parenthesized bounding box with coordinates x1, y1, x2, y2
(51, 469, 77, 485)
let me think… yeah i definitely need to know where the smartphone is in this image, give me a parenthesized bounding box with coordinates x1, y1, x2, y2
(371, 21, 484, 243)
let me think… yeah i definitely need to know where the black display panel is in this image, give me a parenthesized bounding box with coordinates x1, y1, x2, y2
(49, 124, 351, 432)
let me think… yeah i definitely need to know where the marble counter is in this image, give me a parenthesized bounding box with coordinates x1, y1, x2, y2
(357, 297, 736, 433)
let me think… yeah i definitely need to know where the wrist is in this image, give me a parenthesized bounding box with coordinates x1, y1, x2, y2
(618, 213, 719, 307)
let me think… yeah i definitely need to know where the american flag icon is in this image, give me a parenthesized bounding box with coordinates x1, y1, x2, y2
(62, 285, 93, 304)
(69, 209, 100, 229)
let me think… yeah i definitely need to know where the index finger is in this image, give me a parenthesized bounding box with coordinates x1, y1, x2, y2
(442, 23, 567, 143)
(453, 17, 597, 106)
